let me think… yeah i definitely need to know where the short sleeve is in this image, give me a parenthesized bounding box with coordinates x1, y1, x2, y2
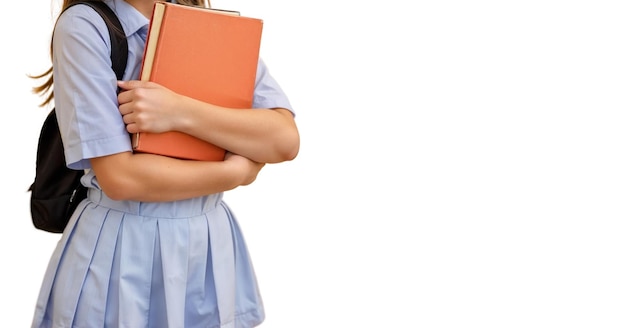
(53, 5, 133, 170)
(253, 58, 295, 116)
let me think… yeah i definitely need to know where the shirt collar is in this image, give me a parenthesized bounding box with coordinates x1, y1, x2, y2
(106, 0, 150, 38)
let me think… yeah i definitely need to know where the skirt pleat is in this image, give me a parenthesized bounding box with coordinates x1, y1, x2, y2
(74, 208, 123, 326)
(154, 217, 191, 326)
(183, 214, 219, 326)
(49, 203, 108, 326)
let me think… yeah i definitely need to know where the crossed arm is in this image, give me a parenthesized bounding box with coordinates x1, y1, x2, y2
(89, 80, 300, 202)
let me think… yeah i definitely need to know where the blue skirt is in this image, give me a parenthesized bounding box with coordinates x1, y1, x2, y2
(32, 188, 264, 328)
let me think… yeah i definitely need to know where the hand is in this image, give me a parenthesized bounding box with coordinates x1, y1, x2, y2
(117, 80, 183, 134)
(224, 152, 265, 186)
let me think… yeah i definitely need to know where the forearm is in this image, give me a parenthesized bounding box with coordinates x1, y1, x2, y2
(177, 96, 300, 163)
(91, 151, 243, 202)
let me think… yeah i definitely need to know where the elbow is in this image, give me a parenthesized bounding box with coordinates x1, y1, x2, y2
(273, 129, 300, 163)
(282, 137, 300, 162)
(269, 108, 300, 163)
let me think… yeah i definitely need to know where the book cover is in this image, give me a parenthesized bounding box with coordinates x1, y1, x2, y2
(133, 2, 263, 161)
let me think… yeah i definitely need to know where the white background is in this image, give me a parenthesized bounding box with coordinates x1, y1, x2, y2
(2, 0, 626, 327)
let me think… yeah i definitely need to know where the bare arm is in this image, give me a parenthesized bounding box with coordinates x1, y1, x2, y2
(90, 151, 264, 202)
(117, 80, 300, 164)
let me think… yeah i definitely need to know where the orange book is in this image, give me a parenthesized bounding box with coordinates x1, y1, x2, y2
(133, 2, 263, 161)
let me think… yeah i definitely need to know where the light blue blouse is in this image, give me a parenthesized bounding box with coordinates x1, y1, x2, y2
(52, 0, 293, 170)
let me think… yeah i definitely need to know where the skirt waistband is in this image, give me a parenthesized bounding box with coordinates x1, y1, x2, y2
(87, 188, 222, 218)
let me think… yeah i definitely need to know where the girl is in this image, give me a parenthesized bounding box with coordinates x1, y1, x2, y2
(30, 0, 299, 327)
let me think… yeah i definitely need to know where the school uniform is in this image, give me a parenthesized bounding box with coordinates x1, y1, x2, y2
(31, 1, 292, 327)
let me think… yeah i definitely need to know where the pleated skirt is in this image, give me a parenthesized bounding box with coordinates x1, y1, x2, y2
(31, 188, 265, 328)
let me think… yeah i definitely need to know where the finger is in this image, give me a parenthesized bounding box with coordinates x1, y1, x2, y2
(117, 90, 130, 106)
(121, 110, 134, 124)
(125, 122, 138, 134)
(117, 80, 150, 91)
(118, 102, 130, 115)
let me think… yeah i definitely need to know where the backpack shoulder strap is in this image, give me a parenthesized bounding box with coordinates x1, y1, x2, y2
(64, 1, 128, 79)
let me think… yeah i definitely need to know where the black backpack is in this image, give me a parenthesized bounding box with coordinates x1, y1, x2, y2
(29, 1, 128, 233)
